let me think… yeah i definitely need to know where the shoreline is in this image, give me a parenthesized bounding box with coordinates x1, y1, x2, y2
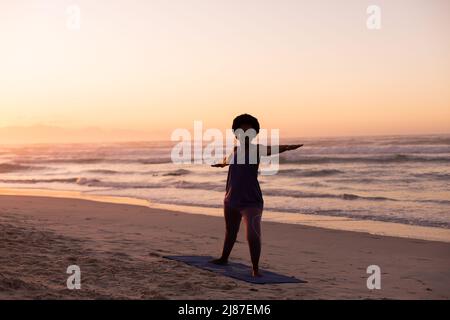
(1, 187, 450, 243)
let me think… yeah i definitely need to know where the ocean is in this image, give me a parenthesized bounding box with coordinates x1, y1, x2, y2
(1, 134, 449, 228)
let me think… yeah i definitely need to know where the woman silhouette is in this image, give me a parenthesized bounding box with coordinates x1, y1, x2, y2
(211, 114, 302, 277)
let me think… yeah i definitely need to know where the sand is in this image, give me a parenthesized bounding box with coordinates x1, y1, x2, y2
(1, 194, 449, 299)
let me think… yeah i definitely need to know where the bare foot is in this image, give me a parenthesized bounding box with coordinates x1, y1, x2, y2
(252, 269, 262, 277)
(210, 258, 228, 265)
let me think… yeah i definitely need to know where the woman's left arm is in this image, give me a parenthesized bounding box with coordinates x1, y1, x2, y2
(262, 144, 303, 156)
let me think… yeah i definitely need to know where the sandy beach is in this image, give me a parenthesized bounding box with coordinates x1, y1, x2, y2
(1, 192, 449, 300)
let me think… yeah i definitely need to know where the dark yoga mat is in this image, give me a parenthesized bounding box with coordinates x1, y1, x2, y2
(164, 255, 306, 284)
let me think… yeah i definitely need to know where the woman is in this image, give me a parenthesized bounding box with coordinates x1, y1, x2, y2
(211, 114, 302, 277)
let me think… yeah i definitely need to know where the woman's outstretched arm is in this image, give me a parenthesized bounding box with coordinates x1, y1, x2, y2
(263, 144, 303, 156)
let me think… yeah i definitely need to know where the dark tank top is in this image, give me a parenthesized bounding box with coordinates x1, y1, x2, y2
(224, 144, 264, 208)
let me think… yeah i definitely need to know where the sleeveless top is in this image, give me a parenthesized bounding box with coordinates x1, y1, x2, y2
(224, 144, 264, 208)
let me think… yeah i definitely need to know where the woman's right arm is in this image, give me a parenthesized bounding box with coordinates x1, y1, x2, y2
(211, 147, 236, 168)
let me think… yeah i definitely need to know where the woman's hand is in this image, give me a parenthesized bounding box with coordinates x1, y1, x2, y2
(278, 144, 303, 154)
(211, 163, 229, 168)
(263, 144, 304, 155)
(286, 144, 303, 151)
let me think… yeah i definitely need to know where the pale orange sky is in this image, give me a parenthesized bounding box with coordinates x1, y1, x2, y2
(0, 0, 449, 142)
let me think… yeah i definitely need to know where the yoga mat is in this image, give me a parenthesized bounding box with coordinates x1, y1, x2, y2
(164, 255, 306, 284)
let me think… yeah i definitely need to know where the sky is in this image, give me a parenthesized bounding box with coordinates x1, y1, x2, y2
(0, 0, 449, 143)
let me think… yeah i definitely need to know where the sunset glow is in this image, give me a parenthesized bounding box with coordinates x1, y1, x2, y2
(1, 0, 449, 143)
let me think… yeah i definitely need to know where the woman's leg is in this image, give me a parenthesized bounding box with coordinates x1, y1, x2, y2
(241, 207, 263, 276)
(211, 204, 242, 264)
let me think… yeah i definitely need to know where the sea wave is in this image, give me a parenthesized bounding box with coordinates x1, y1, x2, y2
(0, 176, 398, 202)
(412, 172, 450, 181)
(162, 169, 191, 176)
(86, 169, 121, 174)
(17, 157, 172, 165)
(262, 189, 398, 202)
(297, 145, 450, 154)
(0, 162, 45, 173)
(282, 154, 450, 164)
(284, 208, 450, 229)
(278, 168, 343, 177)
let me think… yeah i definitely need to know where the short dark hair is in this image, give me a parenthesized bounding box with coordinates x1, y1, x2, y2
(232, 114, 260, 134)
